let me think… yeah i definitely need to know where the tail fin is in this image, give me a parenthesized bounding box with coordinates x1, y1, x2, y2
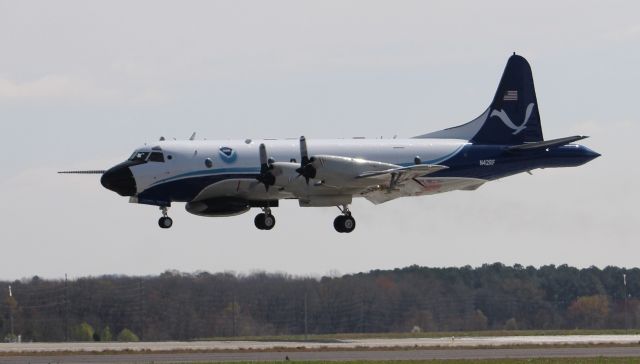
(416, 54, 544, 145)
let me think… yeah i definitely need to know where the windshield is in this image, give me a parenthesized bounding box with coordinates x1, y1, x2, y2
(128, 151, 150, 162)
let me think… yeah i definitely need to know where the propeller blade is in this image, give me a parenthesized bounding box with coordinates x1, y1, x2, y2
(256, 143, 275, 191)
(259, 143, 269, 172)
(300, 136, 310, 166)
(296, 136, 316, 184)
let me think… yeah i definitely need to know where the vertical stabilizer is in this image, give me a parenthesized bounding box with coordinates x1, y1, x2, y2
(416, 54, 544, 145)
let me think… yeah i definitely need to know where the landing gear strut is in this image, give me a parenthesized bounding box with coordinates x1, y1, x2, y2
(254, 207, 276, 230)
(158, 206, 173, 229)
(334, 205, 356, 233)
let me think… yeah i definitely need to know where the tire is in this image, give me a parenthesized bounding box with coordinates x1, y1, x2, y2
(333, 215, 346, 233)
(158, 217, 173, 229)
(254, 213, 266, 230)
(263, 214, 276, 230)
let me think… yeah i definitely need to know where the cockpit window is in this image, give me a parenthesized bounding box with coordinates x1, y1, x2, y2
(129, 151, 150, 162)
(149, 152, 165, 162)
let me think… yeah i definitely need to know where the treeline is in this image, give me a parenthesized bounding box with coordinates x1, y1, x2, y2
(1, 263, 640, 342)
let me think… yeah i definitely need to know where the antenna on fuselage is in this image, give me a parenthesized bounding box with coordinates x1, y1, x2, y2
(159, 136, 165, 141)
(189, 132, 196, 141)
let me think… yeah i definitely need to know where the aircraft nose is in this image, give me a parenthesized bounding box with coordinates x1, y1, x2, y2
(101, 164, 136, 196)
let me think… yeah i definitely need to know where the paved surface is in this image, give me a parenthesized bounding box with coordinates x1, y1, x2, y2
(1, 336, 640, 363)
(2, 335, 640, 353)
(2, 347, 640, 363)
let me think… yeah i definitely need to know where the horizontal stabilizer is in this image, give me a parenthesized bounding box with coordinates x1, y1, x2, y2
(357, 164, 448, 179)
(507, 135, 588, 151)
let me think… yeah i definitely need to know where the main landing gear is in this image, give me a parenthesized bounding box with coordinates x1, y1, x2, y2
(334, 205, 356, 233)
(254, 207, 276, 230)
(158, 206, 173, 229)
(252, 206, 355, 233)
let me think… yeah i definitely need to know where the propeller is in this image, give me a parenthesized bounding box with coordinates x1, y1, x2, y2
(255, 143, 276, 191)
(295, 136, 317, 184)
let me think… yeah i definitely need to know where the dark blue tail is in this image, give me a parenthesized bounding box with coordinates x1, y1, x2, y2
(416, 54, 544, 145)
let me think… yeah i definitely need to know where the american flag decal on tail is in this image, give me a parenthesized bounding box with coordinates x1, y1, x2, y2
(503, 90, 518, 101)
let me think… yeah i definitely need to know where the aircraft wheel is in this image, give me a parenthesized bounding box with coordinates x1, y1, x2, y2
(254, 213, 266, 230)
(334, 215, 355, 233)
(158, 216, 173, 229)
(342, 216, 356, 233)
(255, 213, 276, 230)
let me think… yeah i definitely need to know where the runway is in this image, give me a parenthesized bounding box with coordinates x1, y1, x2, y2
(2, 335, 640, 353)
(1, 335, 640, 363)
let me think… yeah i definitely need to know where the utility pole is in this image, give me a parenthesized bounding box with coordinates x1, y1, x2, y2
(624, 273, 629, 330)
(139, 280, 144, 341)
(64, 274, 69, 341)
(360, 299, 365, 333)
(304, 293, 308, 341)
(8, 285, 14, 338)
(232, 295, 237, 337)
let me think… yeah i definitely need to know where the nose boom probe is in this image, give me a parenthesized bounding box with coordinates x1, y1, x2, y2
(57, 170, 106, 174)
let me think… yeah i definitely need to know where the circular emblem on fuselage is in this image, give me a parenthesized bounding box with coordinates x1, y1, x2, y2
(218, 146, 237, 163)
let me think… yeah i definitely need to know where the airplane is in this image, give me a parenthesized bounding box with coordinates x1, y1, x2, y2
(60, 54, 600, 233)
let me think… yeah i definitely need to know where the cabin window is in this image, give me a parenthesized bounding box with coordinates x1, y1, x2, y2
(149, 152, 165, 162)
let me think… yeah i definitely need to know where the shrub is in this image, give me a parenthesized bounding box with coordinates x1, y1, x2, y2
(117, 328, 140, 342)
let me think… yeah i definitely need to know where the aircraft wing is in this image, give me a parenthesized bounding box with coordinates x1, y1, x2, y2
(357, 164, 448, 181)
(362, 177, 487, 204)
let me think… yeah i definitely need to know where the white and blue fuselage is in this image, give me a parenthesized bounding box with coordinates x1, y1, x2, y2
(93, 54, 599, 232)
(131, 138, 467, 204)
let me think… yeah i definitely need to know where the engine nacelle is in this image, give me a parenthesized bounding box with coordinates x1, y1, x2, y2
(270, 162, 301, 185)
(185, 198, 251, 217)
(312, 155, 397, 185)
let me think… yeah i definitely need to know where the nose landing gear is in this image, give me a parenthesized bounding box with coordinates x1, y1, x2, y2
(158, 206, 173, 229)
(254, 207, 276, 230)
(334, 205, 356, 233)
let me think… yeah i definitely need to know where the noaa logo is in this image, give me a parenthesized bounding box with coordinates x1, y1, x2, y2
(490, 103, 535, 135)
(218, 146, 237, 163)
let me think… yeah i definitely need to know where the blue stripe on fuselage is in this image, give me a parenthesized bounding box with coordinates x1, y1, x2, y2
(137, 144, 598, 204)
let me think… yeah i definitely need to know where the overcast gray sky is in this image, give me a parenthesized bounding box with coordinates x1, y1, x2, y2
(0, 1, 638, 280)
